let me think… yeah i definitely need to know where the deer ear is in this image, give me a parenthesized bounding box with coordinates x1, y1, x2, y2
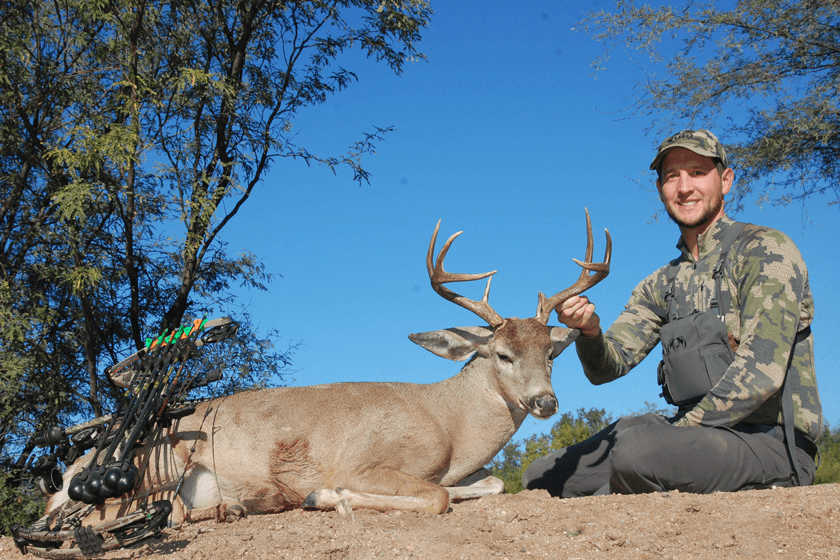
(409, 326, 495, 362)
(548, 327, 580, 360)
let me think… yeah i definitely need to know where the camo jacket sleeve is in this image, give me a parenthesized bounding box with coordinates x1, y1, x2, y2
(575, 217, 822, 441)
(574, 274, 667, 385)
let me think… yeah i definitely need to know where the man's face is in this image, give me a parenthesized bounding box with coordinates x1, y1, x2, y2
(656, 147, 733, 231)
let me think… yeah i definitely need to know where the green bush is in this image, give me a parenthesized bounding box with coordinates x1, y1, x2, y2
(815, 423, 840, 485)
(0, 472, 45, 536)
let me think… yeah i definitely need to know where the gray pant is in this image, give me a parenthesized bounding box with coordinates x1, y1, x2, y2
(521, 413, 816, 497)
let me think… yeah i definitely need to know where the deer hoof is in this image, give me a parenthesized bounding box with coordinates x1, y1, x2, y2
(302, 491, 319, 509)
(223, 504, 246, 523)
(302, 488, 347, 510)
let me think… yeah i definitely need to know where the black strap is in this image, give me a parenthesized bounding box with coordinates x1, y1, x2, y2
(710, 222, 747, 318)
(782, 325, 812, 485)
(664, 275, 678, 322)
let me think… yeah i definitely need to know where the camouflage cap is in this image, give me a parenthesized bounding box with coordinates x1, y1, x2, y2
(649, 129, 728, 172)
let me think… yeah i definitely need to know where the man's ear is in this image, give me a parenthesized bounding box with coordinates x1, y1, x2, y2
(408, 326, 495, 362)
(721, 167, 734, 195)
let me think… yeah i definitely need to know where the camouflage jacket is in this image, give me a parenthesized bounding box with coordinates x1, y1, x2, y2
(576, 216, 823, 442)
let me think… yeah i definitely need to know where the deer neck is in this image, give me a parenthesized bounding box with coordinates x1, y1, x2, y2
(431, 356, 527, 482)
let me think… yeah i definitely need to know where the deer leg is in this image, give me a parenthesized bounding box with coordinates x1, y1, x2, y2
(302, 466, 450, 515)
(445, 467, 505, 501)
(184, 502, 246, 523)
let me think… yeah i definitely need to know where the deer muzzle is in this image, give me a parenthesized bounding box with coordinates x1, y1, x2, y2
(527, 393, 559, 419)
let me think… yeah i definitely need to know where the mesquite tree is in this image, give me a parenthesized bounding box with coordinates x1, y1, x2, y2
(578, 0, 840, 211)
(0, 0, 430, 529)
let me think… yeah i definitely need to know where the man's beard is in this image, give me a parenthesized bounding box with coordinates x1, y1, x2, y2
(664, 192, 724, 230)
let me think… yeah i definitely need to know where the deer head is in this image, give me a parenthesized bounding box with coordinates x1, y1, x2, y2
(409, 209, 611, 420)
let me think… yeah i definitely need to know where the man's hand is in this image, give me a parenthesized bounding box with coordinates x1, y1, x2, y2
(555, 296, 601, 338)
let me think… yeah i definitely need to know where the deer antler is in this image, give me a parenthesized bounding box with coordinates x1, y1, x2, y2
(426, 221, 504, 328)
(535, 209, 611, 324)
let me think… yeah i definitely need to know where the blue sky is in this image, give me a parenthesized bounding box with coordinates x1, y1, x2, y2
(220, 1, 840, 445)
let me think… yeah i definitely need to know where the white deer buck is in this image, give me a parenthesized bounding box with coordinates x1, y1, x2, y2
(47, 211, 610, 524)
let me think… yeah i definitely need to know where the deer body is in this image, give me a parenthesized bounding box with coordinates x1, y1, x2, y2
(47, 212, 610, 523)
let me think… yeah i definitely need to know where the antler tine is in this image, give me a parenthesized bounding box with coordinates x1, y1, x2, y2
(535, 209, 612, 324)
(426, 220, 505, 328)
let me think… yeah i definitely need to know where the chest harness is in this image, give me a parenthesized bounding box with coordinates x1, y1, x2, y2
(656, 222, 812, 485)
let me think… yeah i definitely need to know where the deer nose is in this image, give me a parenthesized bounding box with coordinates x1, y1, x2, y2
(528, 394, 558, 419)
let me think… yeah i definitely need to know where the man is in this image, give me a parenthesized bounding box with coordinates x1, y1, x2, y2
(523, 129, 822, 496)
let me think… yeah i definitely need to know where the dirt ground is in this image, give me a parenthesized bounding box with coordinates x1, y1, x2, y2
(2, 483, 839, 560)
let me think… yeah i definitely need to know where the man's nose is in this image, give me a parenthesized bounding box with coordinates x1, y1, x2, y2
(675, 171, 693, 193)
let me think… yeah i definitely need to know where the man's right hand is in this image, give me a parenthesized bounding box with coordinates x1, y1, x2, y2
(555, 296, 601, 338)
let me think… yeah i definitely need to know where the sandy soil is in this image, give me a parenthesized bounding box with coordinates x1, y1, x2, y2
(2, 484, 839, 560)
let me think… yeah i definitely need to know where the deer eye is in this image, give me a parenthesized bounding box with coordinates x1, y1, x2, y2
(497, 352, 513, 363)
